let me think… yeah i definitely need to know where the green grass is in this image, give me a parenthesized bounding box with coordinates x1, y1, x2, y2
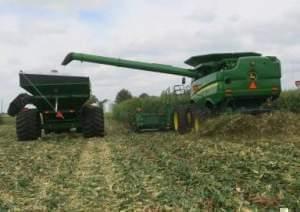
(0, 115, 15, 125)
(0, 124, 85, 210)
(274, 89, 300, 112)
(0, 115, 299, 211)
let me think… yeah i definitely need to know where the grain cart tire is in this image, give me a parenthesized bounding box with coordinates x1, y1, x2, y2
(173, 106, 188, 134)
(82, 106, 104, 138)
(16, 109, 41, 141)
(8, 93, 33, 116)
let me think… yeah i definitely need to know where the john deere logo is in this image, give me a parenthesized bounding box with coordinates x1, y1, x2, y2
(249, 72, 257, 81)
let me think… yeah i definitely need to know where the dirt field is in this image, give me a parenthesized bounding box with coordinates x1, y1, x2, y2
(0, 116, 299, 211)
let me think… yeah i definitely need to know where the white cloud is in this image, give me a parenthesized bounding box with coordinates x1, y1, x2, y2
(0, 0, 108, 11)
(0, 0, 300, 111)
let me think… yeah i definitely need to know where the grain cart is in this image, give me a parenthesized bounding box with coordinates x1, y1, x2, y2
(8, 72, 104, 141)
(62, 52, 281, 133)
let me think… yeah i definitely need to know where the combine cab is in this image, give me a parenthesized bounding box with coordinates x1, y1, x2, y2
(8, 72, 104, 141)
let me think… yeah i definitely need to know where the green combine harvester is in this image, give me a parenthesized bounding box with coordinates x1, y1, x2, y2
(62, 52, 281, 133)
(8, 72, 104, 141)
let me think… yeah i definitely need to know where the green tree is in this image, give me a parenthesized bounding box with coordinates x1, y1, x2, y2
(139, 93, 149, 98)
(115, 89, 132, 104)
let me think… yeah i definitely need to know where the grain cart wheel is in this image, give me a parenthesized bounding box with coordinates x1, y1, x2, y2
(82, 106, 104, 138)
(8, 93, 33, 116)
(16, 109, 41, 141)
(173, 107, 188, 134)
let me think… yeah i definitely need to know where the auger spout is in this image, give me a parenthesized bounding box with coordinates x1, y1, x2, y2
(62, 52, 199, 78)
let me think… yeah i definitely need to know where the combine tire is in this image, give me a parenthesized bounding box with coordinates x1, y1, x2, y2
(190, 106, 211, 133)
(185, 108, 193, 130)
(173, 106, 188, 134)
(82, 106, 104, 138)
(192, 111, 201, 133)
(16, 109, 41, 141)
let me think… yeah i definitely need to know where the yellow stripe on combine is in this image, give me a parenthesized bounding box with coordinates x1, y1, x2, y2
(196, 82, 218, 95)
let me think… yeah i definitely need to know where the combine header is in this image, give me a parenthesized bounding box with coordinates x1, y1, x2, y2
(62, 52, 281, 133)
(8, 72, 104, 141)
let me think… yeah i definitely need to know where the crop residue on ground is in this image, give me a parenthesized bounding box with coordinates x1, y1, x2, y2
(0, 116, 299, 211)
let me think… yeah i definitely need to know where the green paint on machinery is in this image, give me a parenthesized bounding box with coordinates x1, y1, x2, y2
(134, 85, 189, 132)
(62, 52, 281, 133)
(135, 112, 170, 132)
(8, 72, 104, 141)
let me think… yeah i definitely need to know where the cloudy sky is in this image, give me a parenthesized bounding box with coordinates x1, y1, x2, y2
(0, 0, 300, 111)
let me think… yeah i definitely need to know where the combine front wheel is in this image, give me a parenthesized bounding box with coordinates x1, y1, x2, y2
(82, 106, 105, 138)
(16, 109, 41, 141)
(191, 106, 211, 133)
(192, 114, 201, 133)
(173, 107, 188, 134)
